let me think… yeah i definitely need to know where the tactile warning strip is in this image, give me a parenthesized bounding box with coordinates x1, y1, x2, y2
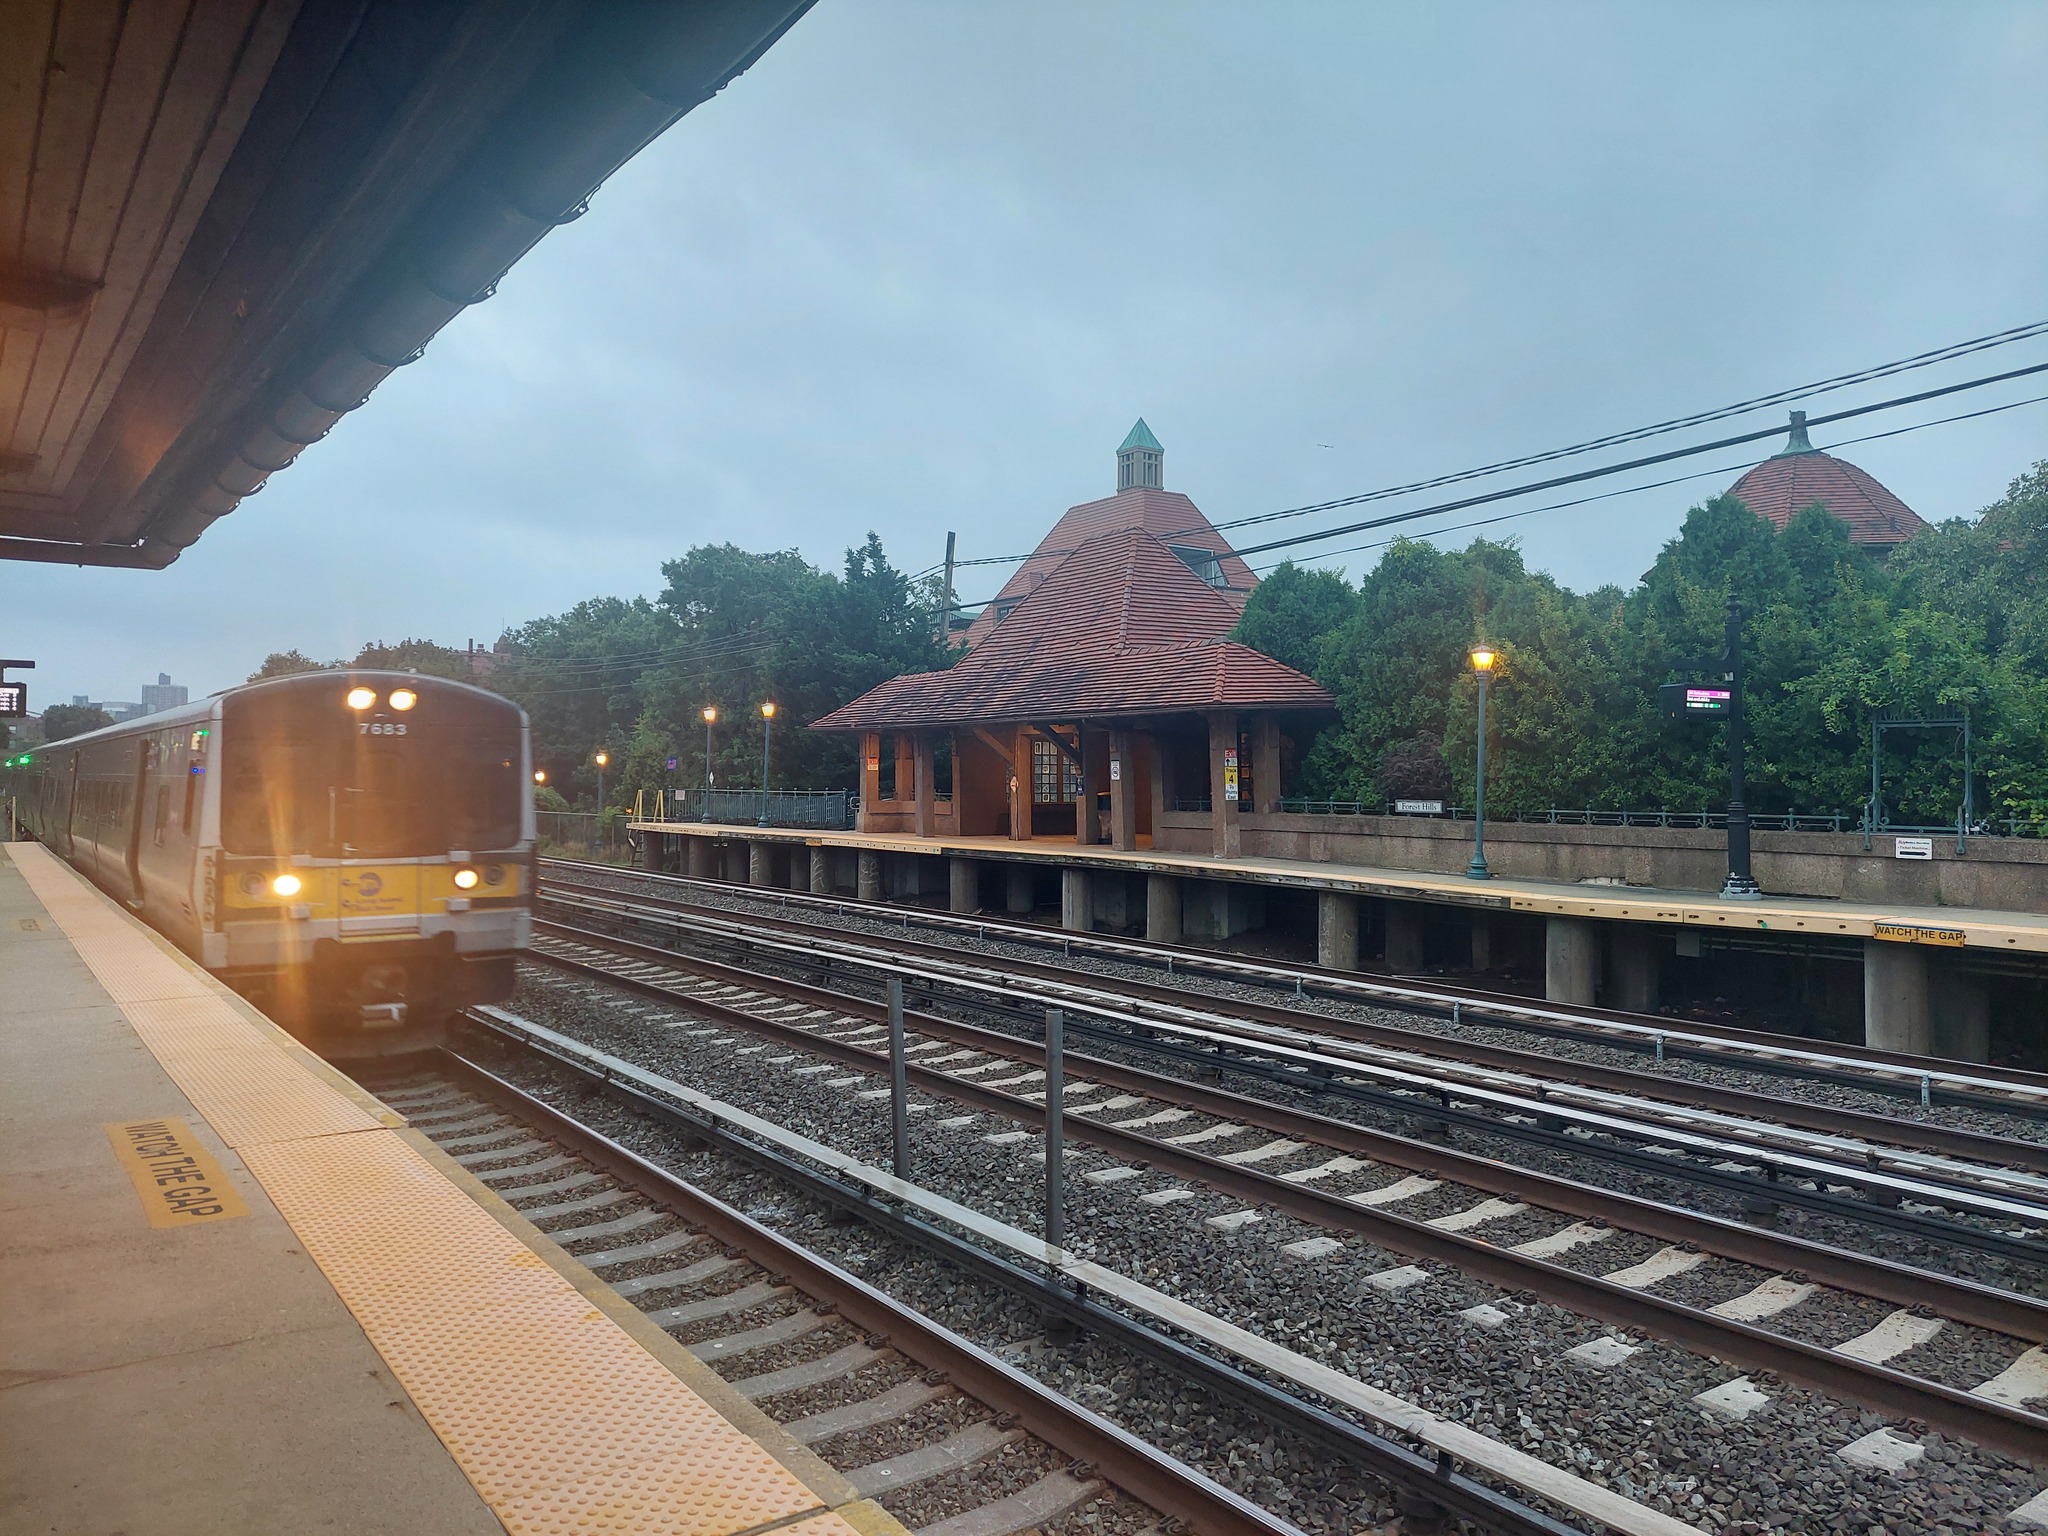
(7, 845, 859, 1536)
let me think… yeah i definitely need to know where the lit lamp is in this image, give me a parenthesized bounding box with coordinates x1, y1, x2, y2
(593, 750, 609, 829)
(701, 706, 718, 821)
(1467, 646, 1497, 880)
(533, 769, 548, 785)
(757, 702, 777, 826)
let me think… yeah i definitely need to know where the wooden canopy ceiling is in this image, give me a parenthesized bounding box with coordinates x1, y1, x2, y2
(0, 0, 810, 567)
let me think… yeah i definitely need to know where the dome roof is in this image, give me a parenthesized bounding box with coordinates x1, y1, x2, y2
(1726, 412, 1925, 548)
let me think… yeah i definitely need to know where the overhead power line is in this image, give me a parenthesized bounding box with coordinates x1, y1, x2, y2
(1227, 359, 2048, 561)
(1250, 388, 2048, 573)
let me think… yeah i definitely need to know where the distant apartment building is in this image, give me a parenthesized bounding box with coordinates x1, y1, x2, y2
(140, 673, 188, 714)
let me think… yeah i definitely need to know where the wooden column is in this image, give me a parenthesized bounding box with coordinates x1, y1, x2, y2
(913, 733, 936, 837)
(858, 732, 881, 831)
(1206, 710, 1241, 859)
(1146, 731, 1166, 840)
(1078, 727, 1107, 845)
(1009, 727, 1032, 841)
(1108, 728, 1137, 851)
(1252, 713, 1283, 814)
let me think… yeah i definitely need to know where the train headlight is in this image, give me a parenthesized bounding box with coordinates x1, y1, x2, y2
(271, 873, 303, 897)
(452, 867, 480, 890)
(389, 688, 417, 711)
(345, 686, 376, 710)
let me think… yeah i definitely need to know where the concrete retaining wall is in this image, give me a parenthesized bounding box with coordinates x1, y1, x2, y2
(1152, 812, 2047, 910)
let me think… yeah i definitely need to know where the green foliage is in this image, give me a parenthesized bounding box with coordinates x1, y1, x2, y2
(1233, 464, 2047, 829)
(532, 784, 570, 812)
(40, 703, 114, 741)
(348, 638, 475, 680)
(247, 650, 325, 682)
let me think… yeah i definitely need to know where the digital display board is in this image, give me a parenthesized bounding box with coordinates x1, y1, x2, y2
(0, 681, 25, 718)
(1659, 681, 1732, 720)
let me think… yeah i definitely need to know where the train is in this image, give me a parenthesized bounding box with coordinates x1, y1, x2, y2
(7, 670, 532, 1057)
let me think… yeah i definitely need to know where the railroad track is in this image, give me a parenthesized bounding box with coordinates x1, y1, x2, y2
(544, 857, 2048, 1121)
(535, 881, 2048, 1261)
(506, 917, 2048, 1485)
(358, 1055, 1301, 1536)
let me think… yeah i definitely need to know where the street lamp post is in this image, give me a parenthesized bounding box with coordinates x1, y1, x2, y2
(1719, 594, 1761, 900)
(701, 706, 717, 822)
(1467, 646, 1497, 880)
(757, 702, 777, 826)
(593, 750, 608, 851)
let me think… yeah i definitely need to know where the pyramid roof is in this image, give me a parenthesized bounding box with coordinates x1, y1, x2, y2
(814, 527, 1330, 731)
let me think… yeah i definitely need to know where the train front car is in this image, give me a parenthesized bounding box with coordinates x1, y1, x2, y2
(214, 672, 531, 1055)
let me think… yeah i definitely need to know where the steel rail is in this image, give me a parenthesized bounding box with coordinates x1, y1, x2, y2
(544, 872, 2048, 1176)
(537, 895, 2048, 1234)
(508, 939, 2048, 1461)
(520, 931, 2048, 1340)
(426, 1049, 1303, 1536)
(544, 859, 2048, 1112)
(434, 1045, 1582, 1536)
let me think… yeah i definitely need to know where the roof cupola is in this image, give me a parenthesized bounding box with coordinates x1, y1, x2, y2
(1116, 418, 1163, 491)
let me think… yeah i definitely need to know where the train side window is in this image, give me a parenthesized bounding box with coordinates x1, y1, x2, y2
(154, 784, 170, 844)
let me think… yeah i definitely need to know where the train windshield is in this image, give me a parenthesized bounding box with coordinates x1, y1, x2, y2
(220, 683, 523, 857)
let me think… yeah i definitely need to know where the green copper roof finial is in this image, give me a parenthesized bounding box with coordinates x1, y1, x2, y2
(1775, 410, 1815, 457)
(1119, 418, 1163, 453)
(1116, 418, 1164, 491)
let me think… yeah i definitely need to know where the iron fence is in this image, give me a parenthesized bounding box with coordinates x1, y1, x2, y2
(535, 810, 628, 859)
(661, 788, 854, 829)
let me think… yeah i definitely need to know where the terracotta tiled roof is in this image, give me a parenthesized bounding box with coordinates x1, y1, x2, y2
(814, 527, 1331, 731)
(1726, 441, 1926, 548)
(958, 486, 1256, 647)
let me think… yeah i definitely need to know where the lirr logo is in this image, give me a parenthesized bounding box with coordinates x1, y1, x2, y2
(356, 871, 383, 897)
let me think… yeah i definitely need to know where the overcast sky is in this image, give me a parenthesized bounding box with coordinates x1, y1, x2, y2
(7, 0, 2046, 709)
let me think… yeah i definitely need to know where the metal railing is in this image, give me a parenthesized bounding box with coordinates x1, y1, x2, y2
(657, 788, 854, 829)
(1168, 795, 1213, 813)
(536, 810, 628, 859)
(1275, 800, 1854, 833)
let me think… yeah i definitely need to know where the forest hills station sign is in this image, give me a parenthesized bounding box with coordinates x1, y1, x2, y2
(812, 425, 1333, 858)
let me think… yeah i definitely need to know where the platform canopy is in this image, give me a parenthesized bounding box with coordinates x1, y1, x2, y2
(0, 0, 811, 568)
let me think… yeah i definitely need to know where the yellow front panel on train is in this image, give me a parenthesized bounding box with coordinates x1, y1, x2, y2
(338, 866, 421, 927)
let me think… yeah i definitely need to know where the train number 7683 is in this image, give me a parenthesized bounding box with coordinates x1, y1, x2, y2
(359, 722, 408, 735)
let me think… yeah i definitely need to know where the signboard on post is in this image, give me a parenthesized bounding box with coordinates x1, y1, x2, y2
(1394, 799, 1444, 815)
(1893, 836, 1934, 860)
(0, 681, 24, 718)
(1659, 682, 1731, 719)
(1221, 747, 1239, 802)
(665, 756, 678, 771)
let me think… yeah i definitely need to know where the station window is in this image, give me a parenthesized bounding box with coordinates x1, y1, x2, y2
(1031, 738, 1081, 804)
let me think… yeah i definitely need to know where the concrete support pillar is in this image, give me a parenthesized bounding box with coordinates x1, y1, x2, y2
(1005, 864, 1034, 914)
(1061, 868, 1091, 932)
(913, 734, 936, 838)
(1384, 902, 1425, 973)
(1252, 713, 1283, 814)
(1108, 729, 1137, 851)
(1863, 939, 1931, 1054)
(1317, 891, 1359, 971)
(1206, 710, 1241, 859)
(748, 841, 773, 888)
(687, 836, 713, 879)
(1146, 874, 1181, 944)
(857, 850, 883, 903)
(949, 857, 979, 914)
(1932, 964, 1991, 1063)
(1545, 917, 1600, 1005)
(858, 732, 880, 832)
(1093, 874, 1129, 931)
(1470, 913, 1493, 974)
(1609, 927, 1660, 1014)
(809, 846, 832, 895)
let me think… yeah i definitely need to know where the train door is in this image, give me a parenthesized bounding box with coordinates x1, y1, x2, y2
(123, 739, 150, 908)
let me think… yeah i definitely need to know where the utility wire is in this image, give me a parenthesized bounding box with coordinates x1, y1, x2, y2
(1227, 359, 2048, 560)
(1251, 388, 2048, 573)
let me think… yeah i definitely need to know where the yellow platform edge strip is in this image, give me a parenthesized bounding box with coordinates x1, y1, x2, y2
(5, 845, 888, 1536)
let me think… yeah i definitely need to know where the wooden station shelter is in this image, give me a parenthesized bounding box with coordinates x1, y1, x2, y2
(812, 424, 1334, 856)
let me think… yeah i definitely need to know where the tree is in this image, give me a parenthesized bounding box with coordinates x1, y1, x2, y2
(1230, 561, 1359, 677)
(349, 638, 474, 680)
(247, 649, 325, 682)
(41, 703, 114, 740)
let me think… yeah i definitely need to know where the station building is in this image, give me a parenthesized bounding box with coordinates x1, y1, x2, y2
(1727, 411, 1927, 551)
(811, 426, 1334, 860)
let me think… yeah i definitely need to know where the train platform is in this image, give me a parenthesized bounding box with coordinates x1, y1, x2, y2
(630, 820, 2048, 956)
(0, 841, 908, 1536)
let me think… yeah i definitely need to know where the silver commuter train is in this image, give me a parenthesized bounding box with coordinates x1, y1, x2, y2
(9, 670, 532, 1056)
